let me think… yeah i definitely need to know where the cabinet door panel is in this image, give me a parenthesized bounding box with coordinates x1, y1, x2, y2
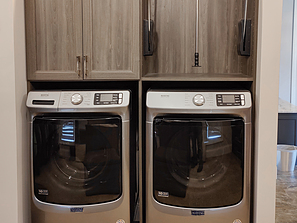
(278, 119, 296, 145)
(83, 0, 140, 80)
(26, 0, 83, 80)
(143, 0, 246, 75)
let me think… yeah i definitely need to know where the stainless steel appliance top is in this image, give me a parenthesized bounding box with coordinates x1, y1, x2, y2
(27, 90, 130, 109)
(147, 90, 251, 110)
(26, 90, 130, 121)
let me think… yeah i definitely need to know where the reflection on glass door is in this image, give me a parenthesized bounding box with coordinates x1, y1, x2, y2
(153, 116, 244, 208)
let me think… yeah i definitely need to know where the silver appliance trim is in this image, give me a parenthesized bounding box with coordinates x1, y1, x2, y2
(145, 90, 252, 222)
(27, 90, 130, 216)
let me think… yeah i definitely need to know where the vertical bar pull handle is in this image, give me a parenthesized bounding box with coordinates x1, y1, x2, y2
(83, 56, 88, 76)
(76, 56, 81, 77)
(193, 0, 201, 67)
(143, 0, 154, 56)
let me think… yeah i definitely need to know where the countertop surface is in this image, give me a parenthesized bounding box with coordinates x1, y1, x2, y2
(278, 98, 297, 113)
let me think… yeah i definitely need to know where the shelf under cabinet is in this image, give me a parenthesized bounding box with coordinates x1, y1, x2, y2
(141, 73, 254, 82)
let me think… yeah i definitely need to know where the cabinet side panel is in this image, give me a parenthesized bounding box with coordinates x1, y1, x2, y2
(25, 0, 37, 79)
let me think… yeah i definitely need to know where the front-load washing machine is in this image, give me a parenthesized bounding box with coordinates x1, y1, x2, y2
(146, 90, 252, 223)
(27, 90, 130, 223)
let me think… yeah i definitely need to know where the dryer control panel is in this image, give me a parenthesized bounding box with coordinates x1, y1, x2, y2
(94, 93, 123, 105)
(216, 94, 245, 106)
(146, 90, 251, 110)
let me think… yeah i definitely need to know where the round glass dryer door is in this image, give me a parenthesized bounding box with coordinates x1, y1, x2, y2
(32, 114, 122, 205)
(153, 116, 244, 208)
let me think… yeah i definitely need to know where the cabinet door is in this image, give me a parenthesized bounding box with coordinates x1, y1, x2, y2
(83, 0, 140, 80)
(25, 0, 83, 80)
(278, 113, 297, 145)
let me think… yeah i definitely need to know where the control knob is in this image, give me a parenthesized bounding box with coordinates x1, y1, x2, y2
(71, 93, 83, 105)
(193, 94, 205, 106)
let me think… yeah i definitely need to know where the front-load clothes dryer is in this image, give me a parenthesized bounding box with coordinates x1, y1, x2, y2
(146, 90, 252, 223)
(27, 91, 130, 223)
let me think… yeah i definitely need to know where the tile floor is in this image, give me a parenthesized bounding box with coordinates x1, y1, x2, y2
(276, 168, 297, 223)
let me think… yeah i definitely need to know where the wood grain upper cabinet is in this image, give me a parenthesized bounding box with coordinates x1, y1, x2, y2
(25, 0, 140, 81)
(25, 0, 83, 80)
(83, 0, 140, 80)
(142, 0, 258, 80)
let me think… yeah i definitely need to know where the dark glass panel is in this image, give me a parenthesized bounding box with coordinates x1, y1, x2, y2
(153, 116, 244, 208)
(33, 115, 122, 205)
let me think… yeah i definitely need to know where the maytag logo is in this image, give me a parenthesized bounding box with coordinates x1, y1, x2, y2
(41, 93, 49, 97)
(191, 210, 205, 216)
(38, 189, 48, 196)
(158, 191, 169, 197)
(160, 95, 169, 98)
(70, 208, 83, 213)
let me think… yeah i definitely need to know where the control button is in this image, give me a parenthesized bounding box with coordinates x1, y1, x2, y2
(119, 93, 123, 99)
(241, 100, 245, 106)
(71, 93, 83, 105)
(241, 95, 245, 100)
(193, 94, 205, 106)
(119, 99, 123, 104)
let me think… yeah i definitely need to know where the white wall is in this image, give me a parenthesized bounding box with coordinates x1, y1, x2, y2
(279, 0, 294, 102)
(0, 0, 28, 223)
(254, 0, 283, 222)
(0, 1, 18, 221)
(14, 0, 30, 222)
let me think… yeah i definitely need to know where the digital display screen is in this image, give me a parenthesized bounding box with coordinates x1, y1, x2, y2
(100, 94, 113, 102)
(222, 95, 235, 103)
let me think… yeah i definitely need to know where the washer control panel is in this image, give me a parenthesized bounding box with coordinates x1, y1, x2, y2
(94, 93, 123, 105)
(216, 94, 245, 106)
(26, 91, 129, 109)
